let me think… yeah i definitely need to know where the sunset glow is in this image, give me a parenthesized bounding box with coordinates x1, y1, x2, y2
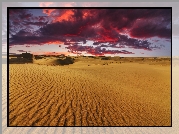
(9, 8, 171, 56)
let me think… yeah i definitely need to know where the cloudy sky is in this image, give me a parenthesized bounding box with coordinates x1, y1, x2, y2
(8, 7, 171, 57)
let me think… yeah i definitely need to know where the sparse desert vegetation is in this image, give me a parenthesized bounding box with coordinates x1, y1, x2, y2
(9, 55, 171, 126)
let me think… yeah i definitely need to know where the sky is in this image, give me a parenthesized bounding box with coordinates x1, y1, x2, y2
(8, 7, 172, 57)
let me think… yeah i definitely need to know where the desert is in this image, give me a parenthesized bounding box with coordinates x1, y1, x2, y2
(9, 55, 171, 126)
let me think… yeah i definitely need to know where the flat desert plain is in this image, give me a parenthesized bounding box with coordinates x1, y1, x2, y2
(9, 57, 171, 126)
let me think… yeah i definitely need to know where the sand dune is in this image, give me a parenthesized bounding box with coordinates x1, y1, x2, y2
(9, 58, 171, 126)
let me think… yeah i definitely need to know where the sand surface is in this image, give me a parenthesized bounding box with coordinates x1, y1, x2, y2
(9, 58, 171, 126)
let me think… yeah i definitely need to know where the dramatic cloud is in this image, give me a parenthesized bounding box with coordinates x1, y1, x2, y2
(9, 8, 171, 56)
(66, 44, 134, 56)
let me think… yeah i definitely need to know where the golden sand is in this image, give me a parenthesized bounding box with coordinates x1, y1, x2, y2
(9, 57, 171, 126)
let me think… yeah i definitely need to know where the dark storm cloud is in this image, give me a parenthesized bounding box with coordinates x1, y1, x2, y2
(9, 9, 50, 35)
(100, 44, 109, 47)
(16, 30, 32, 36)
(9, 9, 29, 16)
(66, 44, 134, 55)
(9, 9, 31, 34)
(22, 21, 49, 27)
(36, 20, 152, 50)
(10, 34, 67, 45)
(117, 34, 152, 50)
(130, 22, 171, 39)
(39, 21, 81, 36)
(9, 8, 171, 55)
(94, 9, 171, 38)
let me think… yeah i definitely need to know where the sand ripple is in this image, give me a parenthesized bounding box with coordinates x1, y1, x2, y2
(9, 63, 171, 126)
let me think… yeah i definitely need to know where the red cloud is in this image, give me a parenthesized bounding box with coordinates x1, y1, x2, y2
(9, 8, 171, 56)
(43, 9, 55, 16)
(43, 9, 74, 22)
